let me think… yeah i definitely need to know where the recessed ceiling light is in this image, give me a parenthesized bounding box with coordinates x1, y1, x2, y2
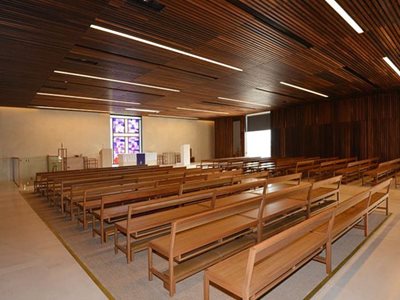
(90, 24, 243, 72)
(176, 107, 229, 115)
(147, 114, 199, 120)
(217, 96, 271, 107)
(383, 57, 400, 77)
(36, 92, 140, 105)
(125, 108, 160, 113)
(32, 106, 111, 114)
(325, 0, 364, 34)
(280, 82, 329, 98)
(54, 70, 180, 92)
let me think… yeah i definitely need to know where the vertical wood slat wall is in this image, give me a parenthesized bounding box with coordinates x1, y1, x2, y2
(214, 116, 245, 158)
(271, 90, 400, 161)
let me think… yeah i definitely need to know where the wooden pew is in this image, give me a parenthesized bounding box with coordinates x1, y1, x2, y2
(74, 181, 157, 229)
(148, 198, 262, 296)
(33, 164, 155, 193)
(307, 175, 342, 216)
(335, 158, 378, 183)
(308, 158, 355, 179)
(78, 172, 263, 231)
(204, 179, 391, 300)
(368, 178, 391, 216)
(287, 160, 315, 177)
(91, 184, 182, 243)
(47, 166, 186, 209)
(361, 159, 400, 185)
(242, 183, 312, 241)
(203, 208, 335, 300)
(114, 180, 267, 263)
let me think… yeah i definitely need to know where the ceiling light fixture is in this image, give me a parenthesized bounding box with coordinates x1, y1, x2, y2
(54, 70, 180, 92)
(125, 107, 160, 113)
(383, 57, 400, 77)
(217, 96, 271, 107)
(90, 24, 243, 72)
(32, 106, 111, 114)
(147, 114, 199, 120)
(176, 107, 229, 115)
(325, 0, 364, 34)
(280, 82, 329, 98)
(36, 92, 140, 105)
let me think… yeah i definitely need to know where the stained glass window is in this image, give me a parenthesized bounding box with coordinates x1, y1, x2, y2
(110, 115, 142, 165)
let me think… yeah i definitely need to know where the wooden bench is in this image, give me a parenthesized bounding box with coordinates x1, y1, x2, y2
(75, 181, 158, 229)
(148, 198, 262, 296)
(92, 184, 182, 243)
(308, 158, 355, 179)
(204, 208, 335, 300)
(33, 164, 155, 193)
(335, 158, 378, 183)
(362, 160, 399, 185)
(48, 167, 187, 210)
(204, 178, 391, 300)
(307, 175, 342, 216)
(242, 182, 312, 241)
(114, 180, 267, 263)
(287, 160, 315, 177)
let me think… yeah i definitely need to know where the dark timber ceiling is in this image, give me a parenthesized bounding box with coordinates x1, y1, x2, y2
(1, 0, 400, 118)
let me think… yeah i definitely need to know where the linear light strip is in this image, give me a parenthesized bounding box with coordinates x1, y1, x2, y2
(280, 82, 329, 98)
(176, 107, 229, 115)
(54, 70, 180, 92)
(90, 24, 243, 72)
(325, 0, 363, 34)
(383, 57, 400, 77)
(147, 114, 199, 120)
(36, 92, 140, 105)
(32, 105, 111, 114)
(217, 96, 271, 107)
(125, 108, 160, 113)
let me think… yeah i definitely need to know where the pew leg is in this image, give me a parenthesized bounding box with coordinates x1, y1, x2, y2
(386, 198, 389, 216)
(203, 274, 210, 300)
(169, 258, 176, 296)
(100, 219, 105, 243)
(91, 215, 96, 238)
(148, 248, 153, 281)
(83, 209, 87, 230)
(127, 233, 132, 263)
(326, 241, 332, 274)
(364, 214, 369, 237)
(114, 227, 118, 255)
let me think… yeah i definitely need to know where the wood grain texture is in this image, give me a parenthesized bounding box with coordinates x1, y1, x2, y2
(1, 1, 400, 118)
(271, 90, 400, 161)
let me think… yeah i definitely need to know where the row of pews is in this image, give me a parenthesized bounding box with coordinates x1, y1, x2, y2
(33, 160, 392, 298)
(203, 178, 391, 299)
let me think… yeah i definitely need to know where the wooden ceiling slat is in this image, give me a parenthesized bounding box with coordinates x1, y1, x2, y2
(1, 0, 400, 117)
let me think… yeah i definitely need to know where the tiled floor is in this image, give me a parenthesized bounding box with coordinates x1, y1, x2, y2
(0, 181, 106, 300)
(1, 180, 399, 299)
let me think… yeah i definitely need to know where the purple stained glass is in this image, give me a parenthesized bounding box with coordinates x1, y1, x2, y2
(128, 137, 140, 153)
(127, 118, 140, 133)
(112, 118, 125, 133)
(113, 136, 126, 164)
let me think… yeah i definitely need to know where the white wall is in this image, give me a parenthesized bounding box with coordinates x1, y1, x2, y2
(0, 107, 215, 181)
(142, 116, 214, 162)
(0, 107, 110, 181)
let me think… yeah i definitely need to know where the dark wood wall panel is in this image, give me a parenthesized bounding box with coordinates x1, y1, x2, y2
(271, 90, 400, 161)
(214, 116, 245, 158)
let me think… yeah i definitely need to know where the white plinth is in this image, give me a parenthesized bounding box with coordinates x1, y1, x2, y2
(180, 144, 191, 166)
